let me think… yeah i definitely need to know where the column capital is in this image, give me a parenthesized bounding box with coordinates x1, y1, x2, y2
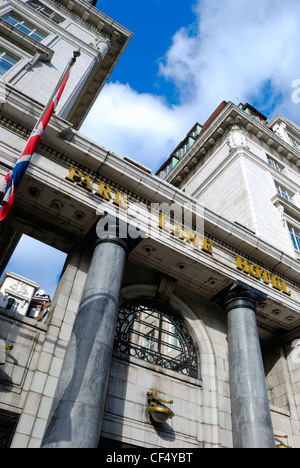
(94, 213, 140, 254)
(216, 280, 267, 313)
(95, 236, 131, 254)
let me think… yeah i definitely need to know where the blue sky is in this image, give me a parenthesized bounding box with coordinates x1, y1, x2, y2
(2, 236, 66, 300)
(4, 0, 300, 299)
(81, 0, 300, 171)
(94, 0, 198, 102)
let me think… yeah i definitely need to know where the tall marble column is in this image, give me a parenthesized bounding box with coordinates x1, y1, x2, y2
(224, 281, 275, 448)
(41, 220, 131, 448)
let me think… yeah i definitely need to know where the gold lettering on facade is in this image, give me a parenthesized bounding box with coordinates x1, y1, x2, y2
(65, 167, 84, 183)
(158, 214, 213, 256)
(186, 229, 199, 248)
(65, 167, 92, 192)
(171, 224, 185, 240)
(249, 264, 263, 279)
(77, 175, 92, 192)
(262, 271, 271, 285)
(236, 256, 249, 273)
(202, 238, 213, 255)
(97, 183, 112, 201)
(271, 275, 282, 292)
(281, 281, 292, 296)
(113, 192, 128, 209)
(235, 256, 292, 296)
(66, 168, 293, 297)
(65, 167, 128, 209)
(158, 214, 170, 232)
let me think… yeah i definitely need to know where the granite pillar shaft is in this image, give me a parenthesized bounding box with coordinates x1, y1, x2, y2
(225, 282, 275, 448)
(41, 235, 128, 448)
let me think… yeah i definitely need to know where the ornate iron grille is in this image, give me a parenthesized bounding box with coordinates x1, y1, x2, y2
(114, 300, 199, 378)
(0, 409, 19, 448)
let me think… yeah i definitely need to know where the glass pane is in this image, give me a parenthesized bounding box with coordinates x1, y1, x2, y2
(289, 227, 300, 251)
(0, 48, 17, 61)
(16, 23, 32, 35)
(30, 0, 63, 23)
(4, 14, 20, 26)
(30, 31, 45, 42)
(0, 52, 18, 76)
(114, 301, 198, 378)
(290, 231, 297, 250)
(0, 61, 11, 76)
(5, 55, 18, 65)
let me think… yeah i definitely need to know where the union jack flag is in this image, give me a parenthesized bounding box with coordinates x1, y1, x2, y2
(0, 72, 71, 221)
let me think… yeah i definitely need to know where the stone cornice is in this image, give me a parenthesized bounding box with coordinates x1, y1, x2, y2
(166, 102, 300, 187)
(52, 0, 133, 39)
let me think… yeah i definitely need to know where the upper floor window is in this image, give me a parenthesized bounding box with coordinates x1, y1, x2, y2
(181, 142, 189, 157)
(275, 182, 295, 205)
(250, 114, 261, 123)
(267, 156, 284, 173)
(6, 298, 20, 313)
(29, 1, 64, 24)
(0, 49, 18, 76)
(4, 12, 47, 42)
(163, 163, 173, 178)
(288, 225, 300, 252)
(114, 300, 199, 378)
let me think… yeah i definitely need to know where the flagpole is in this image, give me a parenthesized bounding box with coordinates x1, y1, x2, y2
(34, 49, 81, 130)
(0, 49, 81, 220)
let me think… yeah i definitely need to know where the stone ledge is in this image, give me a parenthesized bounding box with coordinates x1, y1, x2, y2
(0, 307, 48, 331)
(0, 19, 54, 62)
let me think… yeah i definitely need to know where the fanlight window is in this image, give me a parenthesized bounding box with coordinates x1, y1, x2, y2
(114, 301, 199, 378)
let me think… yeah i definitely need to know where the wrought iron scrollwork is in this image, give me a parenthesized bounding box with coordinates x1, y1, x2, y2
(114, 300, 199, 378)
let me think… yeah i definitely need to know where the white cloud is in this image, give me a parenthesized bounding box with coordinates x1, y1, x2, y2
(81, 82, 194, 171)
(82, 0, 300, 171)
(160, 0, 300, 117)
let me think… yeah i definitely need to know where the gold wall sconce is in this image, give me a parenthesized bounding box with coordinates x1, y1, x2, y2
(274, 434, 292, 448)
(0, 343, 13, 365)
(147, 388, 174, 424)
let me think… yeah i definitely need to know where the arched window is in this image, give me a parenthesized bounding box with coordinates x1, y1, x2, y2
(114, 300, 199, 378)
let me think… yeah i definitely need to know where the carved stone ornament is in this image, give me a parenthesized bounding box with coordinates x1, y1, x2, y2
(227, 125, 248, 151)
(8, 281, 29, 297)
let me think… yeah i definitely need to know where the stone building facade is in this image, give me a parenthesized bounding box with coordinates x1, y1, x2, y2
(0, 0, 300, 449)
